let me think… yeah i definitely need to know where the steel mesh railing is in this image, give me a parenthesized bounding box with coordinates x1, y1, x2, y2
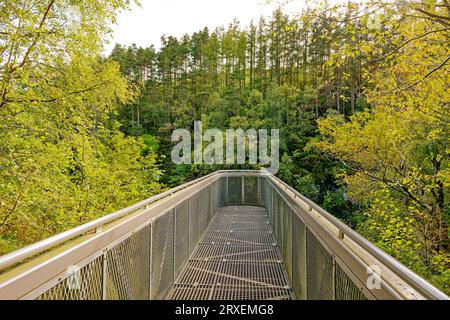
(188, 193, 200, 255)
(13, 179, 225, 300)
(306, 229, 334, 300)
(106, 224, 151, 300)
(262, 176, 370, 300)
(37, 255, 104, 300)
(244, 176, 259, 205)
(174, 201, 190, 281)
(0, 171, 447, 300)
(292, 212, 307, 299)
(335, 263, 368, 300)
(227, 176, 242, 204)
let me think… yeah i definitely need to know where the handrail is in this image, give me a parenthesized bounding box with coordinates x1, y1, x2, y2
(268, 174, 449, 300)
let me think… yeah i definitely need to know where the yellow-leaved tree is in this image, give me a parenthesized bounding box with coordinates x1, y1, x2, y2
(318, 0, 449, 292)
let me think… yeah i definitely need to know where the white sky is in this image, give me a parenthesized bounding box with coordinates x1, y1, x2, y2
(105, 0, 315, 53)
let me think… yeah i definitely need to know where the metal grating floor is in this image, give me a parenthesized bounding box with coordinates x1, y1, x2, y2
(167, 206, 294, 300)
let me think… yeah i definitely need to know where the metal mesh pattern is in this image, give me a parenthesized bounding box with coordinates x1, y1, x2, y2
(220, 177, 228, 207)
(168, 285, 292, 301)
(189, 193, 200, 255)
(335, 264, 367, 300)
(177, 260, 222, 285)
(282, 207, 293, 280)
(167, 206, 293, 300)
(227, 177, 242, 204)
(210, 183, 216, 218)
(260, 178, 268, 208)
(276, 197, 283, 250)
(306, 229, 333, 300)
(216, 261, 290, 287)
(271, 192, 278, 238)
(174, 201, 190, 281)
(191, 243, 281, 262)
(169, 284, 213, 300)
(106, 225, 151, 300)
(267, 184, 273, 219)
(212, 285, 292, 300)
(151, 210, 174, 299)
(244, 176, 259, 205)
(208, 221, 272, 233)
(202, 232, 276, 246)
(37, 256, 103, 300)
(292, 212, 307, 299)
(199, 188, 210, 237)
(214, 181, 221, 213)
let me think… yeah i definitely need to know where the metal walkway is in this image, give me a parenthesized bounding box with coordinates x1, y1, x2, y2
(167, 206, 293, 300)
(0, 171, 447, 300)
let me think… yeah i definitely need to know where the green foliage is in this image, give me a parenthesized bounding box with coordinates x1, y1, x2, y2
(0, 0, 164, 255)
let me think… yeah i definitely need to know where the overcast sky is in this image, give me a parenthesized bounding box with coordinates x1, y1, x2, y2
(105, 0, 314, 53)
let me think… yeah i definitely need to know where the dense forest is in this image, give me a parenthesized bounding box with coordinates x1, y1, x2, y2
(0, 0, 448, 293)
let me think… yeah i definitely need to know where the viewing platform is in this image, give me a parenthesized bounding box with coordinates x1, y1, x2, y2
(0, 171, 447, 300)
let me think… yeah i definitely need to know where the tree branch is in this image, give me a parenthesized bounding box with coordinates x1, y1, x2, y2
(6, 81, 111, 104)
(17, 0, 56, 70)
(400, 55, 450, 91)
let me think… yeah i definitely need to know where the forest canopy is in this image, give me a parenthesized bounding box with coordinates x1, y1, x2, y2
(0, 0, 449, 294)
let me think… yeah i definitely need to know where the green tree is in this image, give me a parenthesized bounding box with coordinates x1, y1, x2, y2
(0, 0, 164, 254)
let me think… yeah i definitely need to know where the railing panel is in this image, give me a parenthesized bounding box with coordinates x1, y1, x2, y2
(335, 263, 367, 300)
(188, 193, 200, 255)
(174, 201, 190, 281)
(272, 192, 278, 240)
(260, 177, 267, 208)
(268, 182, 273, 219)
(212, 182, 218, 215)
(220, 177, 227, 207)
(283, 207, 293, 281)
(276, 197, 283, 251)
(227, 176, 242, 204)
(222, 177, 228, 207)
(306, 229, 333, 300)
(244, 176, 259, 205)
(292, 213, 307, 299)
(199, 188, 209, 236)
(37, 255, 104, 300)
(150, 210, 174, 299)
(105, 224, 151, 300)
(207, 186, 214, 224)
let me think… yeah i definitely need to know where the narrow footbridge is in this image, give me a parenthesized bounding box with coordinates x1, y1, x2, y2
(0, 171, 447, 300)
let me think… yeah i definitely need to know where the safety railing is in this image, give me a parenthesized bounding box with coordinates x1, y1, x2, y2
(0, 170, 447, 300)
